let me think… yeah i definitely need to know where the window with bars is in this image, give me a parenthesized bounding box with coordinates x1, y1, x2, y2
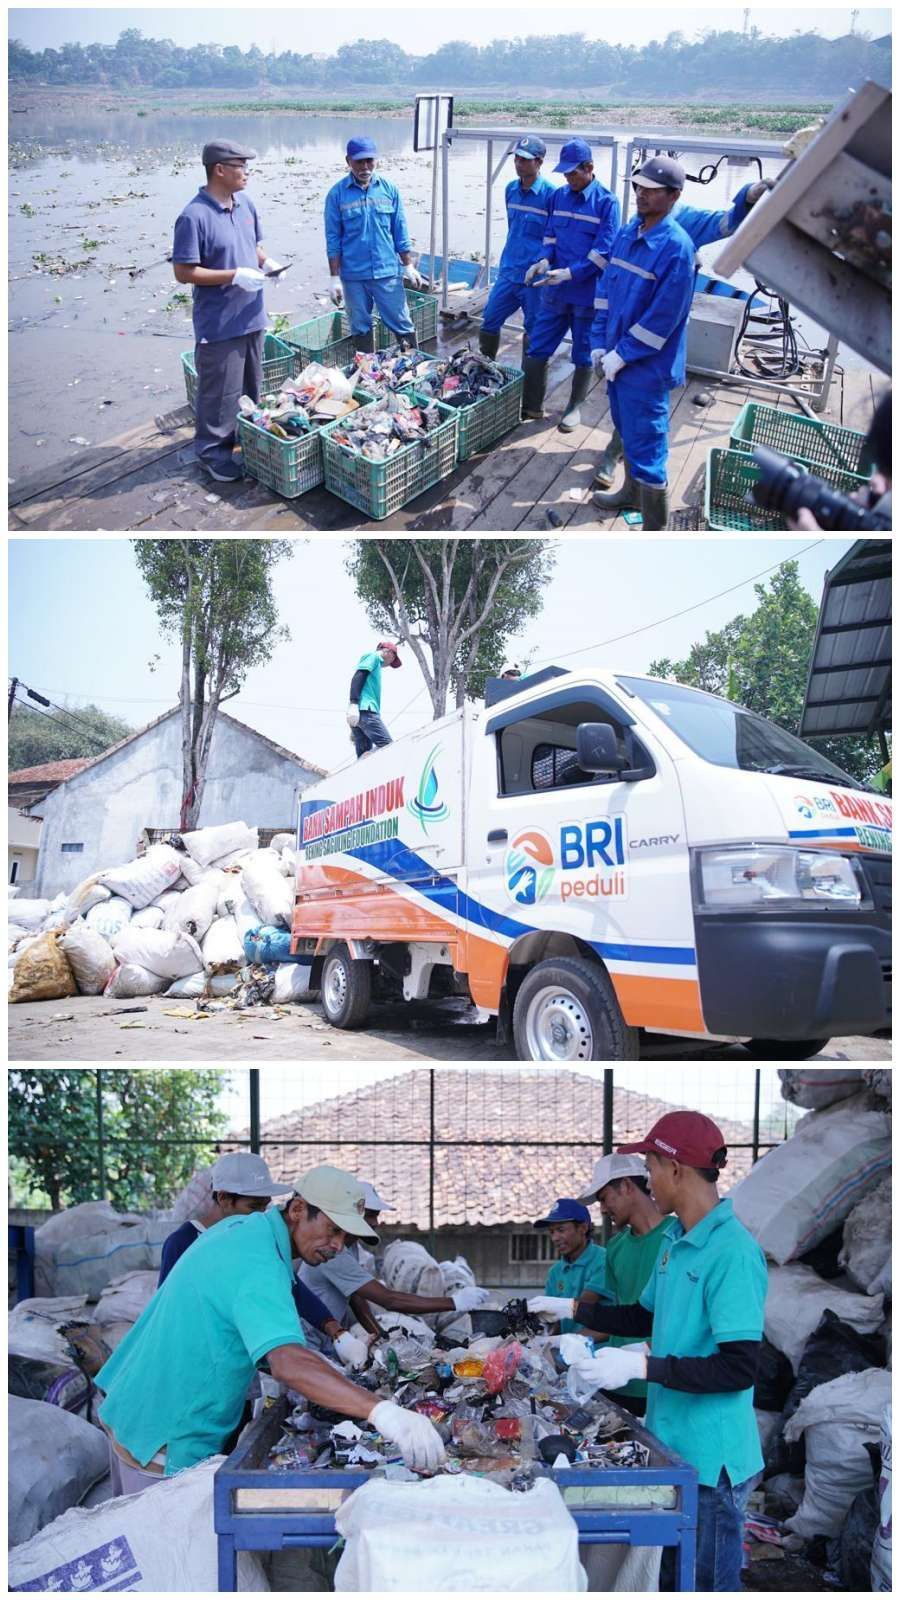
(61, 842, 84, 853)
(509, 1231, 557, 1264)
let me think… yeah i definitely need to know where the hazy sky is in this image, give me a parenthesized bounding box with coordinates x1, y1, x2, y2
(10, 4, 892, 52)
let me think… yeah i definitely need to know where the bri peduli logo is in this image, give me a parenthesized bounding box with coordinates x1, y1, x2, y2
(505, 828, 555, 906)
(407, 744, 450, 833)
(794, 795, 816, 820)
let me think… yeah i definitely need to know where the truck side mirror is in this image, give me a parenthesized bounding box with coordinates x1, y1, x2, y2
(576, 722, 627, 774)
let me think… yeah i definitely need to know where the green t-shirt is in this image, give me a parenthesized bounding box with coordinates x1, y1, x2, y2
(356, 651, 383, 714)
(639, 1198, 767, 1489)
(96, 1208, 304, 1475)
(604, 1217, 671, 1398)
(544, 1238, 611, 1333)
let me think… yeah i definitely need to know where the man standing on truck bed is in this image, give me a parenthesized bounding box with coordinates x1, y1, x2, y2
(347, 640, 402, 759)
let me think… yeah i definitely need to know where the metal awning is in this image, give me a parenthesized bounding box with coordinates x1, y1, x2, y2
(800, 540, 892, 742)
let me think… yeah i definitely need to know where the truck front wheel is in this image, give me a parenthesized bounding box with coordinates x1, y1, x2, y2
(320, 945, 372, 1030)
(512, 957, 639, 1062)
(743, 1038, 831, 1060)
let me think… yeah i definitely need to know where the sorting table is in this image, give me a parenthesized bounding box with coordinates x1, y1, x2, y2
(214, 1395, 698, 1590)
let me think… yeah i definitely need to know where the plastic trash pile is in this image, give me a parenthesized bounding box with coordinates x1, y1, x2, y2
(352, 343, 511, 408)
(8, 821, 312, 1008)
(239, 361, 363, 437)
(328, 391, 444, 462)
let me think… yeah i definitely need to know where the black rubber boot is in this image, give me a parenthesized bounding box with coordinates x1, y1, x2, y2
(520, 329, 530, 366)
(592, 462, 640, 513)
(522, 355, 549, 419)
(591, 429, 624, 489)
(478, 329, 501, 360)
(640, 482, 669, 531)
(558, 366, 592, 432)
(352, 330, 376, 354)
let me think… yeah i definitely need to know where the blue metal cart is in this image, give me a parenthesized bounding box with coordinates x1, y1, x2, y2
(215, 1396, 697, 1591)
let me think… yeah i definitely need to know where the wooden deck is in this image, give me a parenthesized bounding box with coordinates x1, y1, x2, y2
(8, 324, 881, 534)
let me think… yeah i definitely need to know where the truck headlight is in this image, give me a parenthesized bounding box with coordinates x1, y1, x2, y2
(695, 846, 866, 910)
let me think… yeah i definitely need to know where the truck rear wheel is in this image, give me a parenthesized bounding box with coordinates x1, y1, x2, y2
(320, 945, 372, 1030)
(743, 1038, 831, 1060)
(513, 957, 639, 1062)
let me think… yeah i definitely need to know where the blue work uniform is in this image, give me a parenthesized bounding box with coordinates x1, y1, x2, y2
(528, 179, 621, 368)
(543, 1239, 612, 1334)
(324, 172, 415, 338)
(156, 1217, 336, 1334)
(590, 213, 695, 486)
(481, 174, 556, 338)
(674, 182, 756, 250)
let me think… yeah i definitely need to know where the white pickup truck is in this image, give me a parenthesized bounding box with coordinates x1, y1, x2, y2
(291, 666, 891, 1061)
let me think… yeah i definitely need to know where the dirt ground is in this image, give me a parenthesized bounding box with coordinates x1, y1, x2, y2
(8, 994, 892, 1063)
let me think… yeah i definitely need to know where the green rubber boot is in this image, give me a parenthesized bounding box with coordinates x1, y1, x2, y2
(478, 329, 501, 360)
(522, 354, 549, 420)
(558, 366, 592, 432)
(592, 461, 640, 513)
(591, 429, 624, 489)
(639, 482, 669, 531)
(352, 330, 376, 354)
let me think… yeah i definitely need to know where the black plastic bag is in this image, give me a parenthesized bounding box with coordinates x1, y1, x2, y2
(797, 1224, 845, 1281)
(837, 1442, 881, 1590)
(754, 1336, 795, 1411)
(765, 1311, 886, 1478)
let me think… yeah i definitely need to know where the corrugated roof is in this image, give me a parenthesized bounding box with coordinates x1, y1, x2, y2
(800, 540, 892, 740)
(8, 758, 93, 784)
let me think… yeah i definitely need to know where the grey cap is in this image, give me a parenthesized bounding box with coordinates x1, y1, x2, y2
(210, 1151, 292, 1198)
(633, 155, 685, 191)
(202, 139, 257, 167)
(360, 1181, 394, 1212)
(579, 1153, 648, 1201)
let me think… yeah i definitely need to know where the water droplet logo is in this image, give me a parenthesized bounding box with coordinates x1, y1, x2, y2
(794, 794, 815, 820)
(505, 828, 555, 905)
(408, 744, 450, 832)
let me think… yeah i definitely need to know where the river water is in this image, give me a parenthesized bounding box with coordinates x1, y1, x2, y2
(8, 103, 826, 482)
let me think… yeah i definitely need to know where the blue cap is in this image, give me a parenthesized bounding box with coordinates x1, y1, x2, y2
(534, 1198, 592, 1228)
(347, 136, 377, 160)
(514, 135, 547, 161)
(554, 138, 592, 174)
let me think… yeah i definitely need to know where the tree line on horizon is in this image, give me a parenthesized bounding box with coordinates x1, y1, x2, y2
(8, 26, 891, 96)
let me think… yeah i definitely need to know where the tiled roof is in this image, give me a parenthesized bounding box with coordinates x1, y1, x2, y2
(8, 759, 92, 784)
(227, 1071, 758, 1228)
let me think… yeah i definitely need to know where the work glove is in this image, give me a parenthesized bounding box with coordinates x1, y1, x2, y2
(369, 1399, 446, 1473)
(330, 275, 344, 307)
(601, 350, 626, 383)
(261, 256, 285, 275)
(564, 1341, 649, 1395)
(524, 258, 550, 286)
(232, 266, 266, 292)
(746, 178, 775, 207)
(543, 266, 572, 286)
(402, 263, 424, 289)
(527, 1295, 576, 1322)
(591, 348, 607, 372)
(346, 704, 361, 728)
(451, 1285, 490, 1313)
(334, 1330, 370, 1370)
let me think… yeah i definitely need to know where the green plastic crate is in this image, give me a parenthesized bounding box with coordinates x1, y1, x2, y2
(705, 446, 869, 531)
(375, 288, 439, 350)
(280, 311, 357, 370)
(180, 333, 294, 414)
(321, 391, 459, 521)
(730, 402, 871, 477)
(237, 391, 376, 500)
(453, 366, 524, 460)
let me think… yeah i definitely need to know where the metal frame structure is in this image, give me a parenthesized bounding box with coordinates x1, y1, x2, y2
(215, 1394, 698, 1592)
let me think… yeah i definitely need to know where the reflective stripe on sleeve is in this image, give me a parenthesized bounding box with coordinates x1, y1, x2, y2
(611, 256, 656, 280)
(553, 210, 602, 226)
(543, 235, 557, 244)
(588, 250, 608, 268)
(508, 203, 549, 217)
(629, 321, 666, 350)
(718, 214, 731, 236)
(593, 296, 609, 310)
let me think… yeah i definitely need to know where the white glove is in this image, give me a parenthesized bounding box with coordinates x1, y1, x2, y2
(451, 1285, 489, 1313)
(261, 256, 284, 275)
(334, 1330, 370, 1370)
(524, 258, 550, 286)
(330, 275, 344, 307)
(566, 1342, 649, 1394)
(527, 1295, 576, 1322)
(402, 263, 424, 289)
(601, 350, 626, 382)
(543, 266, 572, 286)
(370, 1399, 446, 1473)
(346, 704, 361, 728)
(232, 266, 266, 292)
(591, 348, 607, 371)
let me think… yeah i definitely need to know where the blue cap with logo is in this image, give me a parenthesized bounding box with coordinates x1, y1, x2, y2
(347, 136, 377, 160)
(534, 1197, 592, 1228)
(514, 135, 547, 161)
(554, 138, 592, 173)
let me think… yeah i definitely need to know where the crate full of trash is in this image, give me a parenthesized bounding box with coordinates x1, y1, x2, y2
(237, 367, 376, 499)
(704, 446, 869, 532)
(375, 289, 439, 350)
(280, 311, 357, 371)
(729, 403, 871, 477)
(321, 390, 459, 520)
(453, 365, 523, 459)
(180, 333, 294, 414)
(356, 347, 523, 461)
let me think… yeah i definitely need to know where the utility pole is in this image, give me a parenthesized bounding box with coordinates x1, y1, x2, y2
(743, 9, 750, 34)
(8, 677, 18, 721)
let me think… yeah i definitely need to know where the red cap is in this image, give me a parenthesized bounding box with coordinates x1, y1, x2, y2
(377, 640, 402, 667)
(618, 1111, 727, 1169)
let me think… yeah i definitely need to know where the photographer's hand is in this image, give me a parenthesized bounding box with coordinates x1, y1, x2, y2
(788, 508, 822, 530)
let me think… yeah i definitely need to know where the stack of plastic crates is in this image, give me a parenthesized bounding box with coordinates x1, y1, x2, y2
(321, 391, 459, 520)
(375, 289, 439, 350)
(238, 392, 377, 500)
(705, 403, 871, 530)
(181, 334, 294, 414)
(452, 366, 524, 460)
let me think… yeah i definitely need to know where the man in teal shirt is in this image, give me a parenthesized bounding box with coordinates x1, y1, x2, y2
(95, 1164, 445, 1488)
(534, 1197, 612, 1334)
(346, 639, 402, 759)
(529, 1112, 767, 1592)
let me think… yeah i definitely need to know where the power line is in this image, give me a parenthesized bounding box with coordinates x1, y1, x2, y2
(9, 690, 113, 756)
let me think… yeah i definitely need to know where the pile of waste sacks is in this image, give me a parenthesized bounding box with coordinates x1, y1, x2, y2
(351, 342, 512, 408)
(239, 360, 364, 437)
(730, 1068, 891, 1590)
(8, 820, 313, 1007)
(327, 390, 444, 462)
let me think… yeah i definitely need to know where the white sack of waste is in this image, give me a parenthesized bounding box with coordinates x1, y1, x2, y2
(839, 1175, 892, 1294)
(9, 922, 29, 946)
(112, 926, 203, 980)
(175, 852, 206, 885)
(440, 1256, 477, 1295)
(169, 1164, 215, 1226)
(280, 846, 301, 876)
(9, 1396, 110, 1548)
(85, 896, 133, 940)
(269, 832, 294, 853)
(181, 820, 259, 869)
(164, 971, 238, 998)
(241, 850, 294, 927)
(130, 905, 165, 930)
(778, 1067, 869, 1109)
(334, 1473, 586, 1592)
(92, 1270, 158, 1326)
(59, 920, 116, 996)
(382, 1239, 445, 1300)
(43, 906, 70, 932)
(784, 1368, 892, 1540)
(8, 1456, 269, 1592)
(98, 843, 184, 909)
(6, 897, 52, 931)
(8, 929, 78, 1004)
(211, 845, 259, 870)
(764, 1262, 885, 1372)
(153, 888, 184, 913)
(872, 1402, 891, 1591)
(215, 874, 243, 916)
(231, 892, 261, 942)
(8, 1294, 92, 1363)
(64, 876, 111, 923)
(864, 1068, 892, 1105)
(35, 1200, 170, 1298)
(202, 915, 245, 973)
(104, 963, 167, 999)
(730, 1093, 891, 1263)
(272, 963, 314, 1002)
(163, 877, 220, 941)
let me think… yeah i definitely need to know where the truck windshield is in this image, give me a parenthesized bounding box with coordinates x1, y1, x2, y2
(616, 676, 866, 789)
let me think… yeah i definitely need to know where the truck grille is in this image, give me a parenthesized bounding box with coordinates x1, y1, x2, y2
(862, 853, 892, 921)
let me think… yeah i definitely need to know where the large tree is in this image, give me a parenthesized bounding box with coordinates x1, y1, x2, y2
(346, 539, 555, 717)
(9, 701, 132, 772)
(8, 1069, 230, 1211)
(649, 562, 882, 783)
(133, 540, 292, 829)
